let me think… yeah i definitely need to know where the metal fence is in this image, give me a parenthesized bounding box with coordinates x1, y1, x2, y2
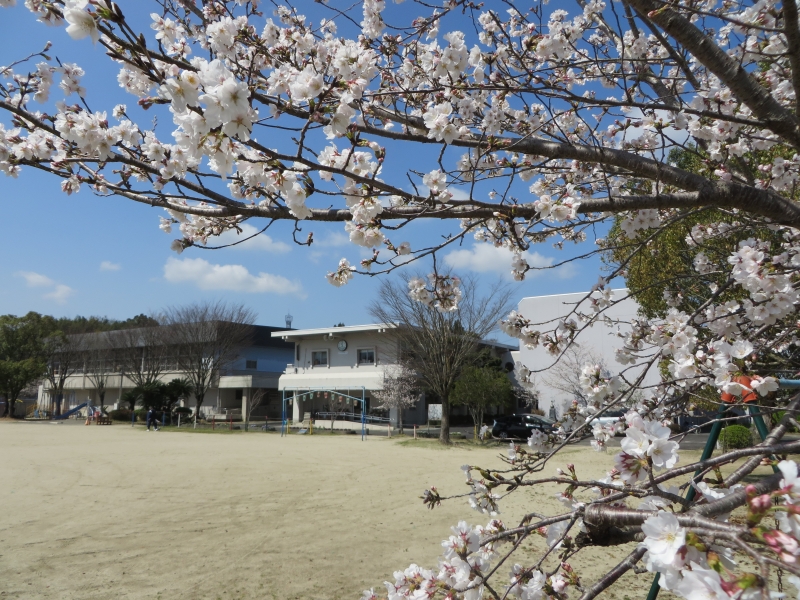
(314, 411, 390, 424)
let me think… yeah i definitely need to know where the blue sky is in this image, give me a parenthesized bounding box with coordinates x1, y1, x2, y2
(0, 1, 605, 333)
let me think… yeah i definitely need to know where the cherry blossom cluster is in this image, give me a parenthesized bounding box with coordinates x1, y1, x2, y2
(612, 413, 679, 483)
(408, 273, 462, 312)
(634, 460, 800, 599)
(361, 517, 584, 600)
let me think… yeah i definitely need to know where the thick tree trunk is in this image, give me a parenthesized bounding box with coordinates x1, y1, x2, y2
(54, 393, 63, 417)
(399, 408, 403, 435)
(0, 396, 8, 418)
(439, 395, 451, 445)
(194, 394, 204, 425)
(98, 390, 106, 414)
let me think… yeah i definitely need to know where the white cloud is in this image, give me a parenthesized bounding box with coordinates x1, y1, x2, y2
(16, 271, 55, 287)
(444, 244, 575, 280)
(314, 231, 350, 248)
(99, 261, 121, 271)
(163, 257, 305, 297)
(215, 224, 291, 253)
(306, 231, 351, 263)
(44, 284, 75, 304)
(448, 187, 471, 201)
(16, 271, 75, 304)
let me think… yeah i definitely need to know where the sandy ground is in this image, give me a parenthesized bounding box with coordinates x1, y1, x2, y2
(0, 420, 726, 600)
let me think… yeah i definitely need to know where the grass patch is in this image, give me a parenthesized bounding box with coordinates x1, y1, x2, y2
(393, 437, 500, 450)
(156, 426, 278, 435)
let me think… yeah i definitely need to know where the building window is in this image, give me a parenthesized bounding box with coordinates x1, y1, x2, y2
(246, 359, 257, 370)
(357, 348, 375, 365)
(311, 350, 328, 367)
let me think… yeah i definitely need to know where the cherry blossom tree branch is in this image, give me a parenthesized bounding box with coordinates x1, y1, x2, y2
(627, 0, 800, 148)
(576, 547, 648, 600)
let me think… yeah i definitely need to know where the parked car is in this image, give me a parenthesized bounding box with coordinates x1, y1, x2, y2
(492, 414, 556, 439)
(588, 410, 626, 430)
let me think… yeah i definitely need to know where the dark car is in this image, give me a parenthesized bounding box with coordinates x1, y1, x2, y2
(492, 414, 556, 440)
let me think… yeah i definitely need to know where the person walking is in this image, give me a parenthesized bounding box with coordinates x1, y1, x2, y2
(146, 407, 159, 431)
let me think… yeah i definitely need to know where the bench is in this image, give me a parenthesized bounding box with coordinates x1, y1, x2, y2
(96, 417, 113, 425)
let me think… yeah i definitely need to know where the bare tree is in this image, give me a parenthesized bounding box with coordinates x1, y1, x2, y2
(110, 324, 168, 390)
(244, 388, 265, 432)
(44, 332, 83, 417)
(370, 274, 513, 444)
(82, 333, 114, 414)
(160, 302, 256, 424)
(513, 381, 541, 414)
(542, 344, 610, 408)
(373, 362, 419, 434)
(324, 393, 349, 433)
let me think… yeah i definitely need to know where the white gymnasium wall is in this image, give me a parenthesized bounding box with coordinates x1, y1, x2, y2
(517, 290, 659, 417)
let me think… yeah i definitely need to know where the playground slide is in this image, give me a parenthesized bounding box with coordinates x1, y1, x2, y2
(53, 402, 88, 420)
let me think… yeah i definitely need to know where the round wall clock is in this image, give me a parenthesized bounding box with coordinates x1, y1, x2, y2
(337, 340, 348, 351)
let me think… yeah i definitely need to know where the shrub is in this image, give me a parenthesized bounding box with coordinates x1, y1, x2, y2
(173, 406, 192, 416)
(134, 409, 148, 422)
(719, 424, 753, 449)
(771, 410, 798, 433)
(108, 409, 132, 422)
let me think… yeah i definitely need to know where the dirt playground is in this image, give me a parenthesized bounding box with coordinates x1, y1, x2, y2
(0, 420, 706, 599)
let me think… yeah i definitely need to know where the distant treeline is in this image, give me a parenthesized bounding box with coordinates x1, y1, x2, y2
(43, 313, 159, 334)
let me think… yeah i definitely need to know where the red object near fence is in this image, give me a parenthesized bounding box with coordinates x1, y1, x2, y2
(720, 375, 757, 403)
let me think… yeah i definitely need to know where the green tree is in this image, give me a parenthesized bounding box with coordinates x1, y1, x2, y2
(603, 146, 787, 321)
(137, 382, 167, 410)
(120, 389, 140, 412)
(603, 146, 798, 384)
(452, 366, 514, 438)
(51, 314, 160, 334)
(0, 313, 50, 418)
(163, 378, 194, 413)
(0, 359, 45, 418)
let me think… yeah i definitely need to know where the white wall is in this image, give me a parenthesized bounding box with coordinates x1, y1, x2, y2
(291, 332, 397, 373)
(517, 290, 658, 417)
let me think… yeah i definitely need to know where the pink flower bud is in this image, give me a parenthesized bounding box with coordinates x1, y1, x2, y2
(748, 493, 772, 512)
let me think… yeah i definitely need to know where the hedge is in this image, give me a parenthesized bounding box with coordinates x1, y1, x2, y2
(719, 424, 752, 449)
(108, 409, 133, 422)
